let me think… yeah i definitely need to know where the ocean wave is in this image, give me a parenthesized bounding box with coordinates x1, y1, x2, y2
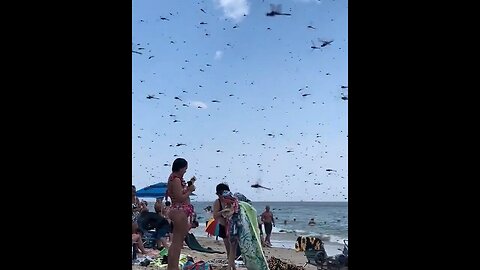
(273, 227, 307, 234)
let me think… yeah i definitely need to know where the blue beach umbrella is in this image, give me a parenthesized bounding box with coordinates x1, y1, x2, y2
(136, 182, 196, 198)
(136, 182, 168, 198)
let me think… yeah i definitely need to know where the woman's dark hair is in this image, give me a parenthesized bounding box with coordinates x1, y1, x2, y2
(216, 183, 230, 195)
(172, 158, 188, 172)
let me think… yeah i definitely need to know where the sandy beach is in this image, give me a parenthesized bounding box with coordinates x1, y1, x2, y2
(133, 235, 346, 270)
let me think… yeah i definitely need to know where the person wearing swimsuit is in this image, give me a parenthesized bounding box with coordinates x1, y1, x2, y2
(166, 158, 195, 270)
(213, 183, 238, 269)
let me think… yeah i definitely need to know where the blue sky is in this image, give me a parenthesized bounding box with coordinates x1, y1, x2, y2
(132, 0, 348, 201)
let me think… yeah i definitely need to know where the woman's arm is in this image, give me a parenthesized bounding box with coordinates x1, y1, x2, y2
(213, 199, 225, 219)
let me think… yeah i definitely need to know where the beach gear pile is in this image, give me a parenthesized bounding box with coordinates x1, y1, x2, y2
(297, 237, 348, 270)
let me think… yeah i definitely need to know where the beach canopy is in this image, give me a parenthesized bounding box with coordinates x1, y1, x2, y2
(136, 182, 168, 198)
(136, 182, 196, 198)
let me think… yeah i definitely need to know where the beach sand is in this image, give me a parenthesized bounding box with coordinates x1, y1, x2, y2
(133, 235, 346, 269)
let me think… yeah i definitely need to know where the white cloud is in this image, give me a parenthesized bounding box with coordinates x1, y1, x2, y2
(214, 0, 250, 22)
(214, 50, 223, 60)
(190, 101, 208, 109)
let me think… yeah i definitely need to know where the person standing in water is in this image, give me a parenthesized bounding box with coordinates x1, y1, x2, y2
(261, 205, 275, 247)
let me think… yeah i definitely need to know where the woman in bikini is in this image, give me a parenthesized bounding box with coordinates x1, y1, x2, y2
(166, 158, 196, 270)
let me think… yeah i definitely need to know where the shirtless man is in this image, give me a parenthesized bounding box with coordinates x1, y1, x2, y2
(261, 205, 275, 247)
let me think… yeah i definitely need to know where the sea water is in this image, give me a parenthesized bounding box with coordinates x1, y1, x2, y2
(146, 201, 347, 256)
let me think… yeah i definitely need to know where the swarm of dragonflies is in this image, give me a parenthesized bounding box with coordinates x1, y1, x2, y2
(311, 39, 334, 50)
(266, 4, 291, 16)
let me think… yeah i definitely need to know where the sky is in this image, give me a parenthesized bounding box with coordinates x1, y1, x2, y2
(132, 0, 348, 202)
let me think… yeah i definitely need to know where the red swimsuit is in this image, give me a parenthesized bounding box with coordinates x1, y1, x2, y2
(167, 173, 194, 218)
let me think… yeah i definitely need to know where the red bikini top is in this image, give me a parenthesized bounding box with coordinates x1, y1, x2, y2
(166, 172, 187, 200)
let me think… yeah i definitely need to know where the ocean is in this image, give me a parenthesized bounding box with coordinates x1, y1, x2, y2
(145, 201, 348, 256)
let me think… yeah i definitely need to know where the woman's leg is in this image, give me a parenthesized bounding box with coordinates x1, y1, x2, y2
(167, 209, 188, 270)
(219, 225, 230, 260)
(223, 237, 231, 258)
(228, 240, 237, 270)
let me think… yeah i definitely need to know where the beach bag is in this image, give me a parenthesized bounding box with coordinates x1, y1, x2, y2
(183, 260, 212, 270)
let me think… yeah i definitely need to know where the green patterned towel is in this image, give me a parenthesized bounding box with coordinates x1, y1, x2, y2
(238, 201, 269, 270)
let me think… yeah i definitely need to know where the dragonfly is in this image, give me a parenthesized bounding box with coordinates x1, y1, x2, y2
(251, 183, 272, 190)
(311, 39, 333, 50)
(146, 95, 159, 100)
(251, 176, 273, 190)
(266, 4, 291, 16)
(320, 39, 334, 47)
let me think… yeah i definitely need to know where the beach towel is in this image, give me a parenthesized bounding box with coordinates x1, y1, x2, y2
(294, 236, 324, 252)
(238, 201, 269, 270)
(183, 260, 213, 270)
(152, 253, 188, 269)
(184, 233, 225, 254)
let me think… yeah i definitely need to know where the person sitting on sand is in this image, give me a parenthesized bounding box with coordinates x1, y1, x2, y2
(132, 228, 147, 255)
(132, 185, 148, 232)
(153, 200, 171, 249)
(308, 218, 316, 226)
(154, 197, 165, 216)
(163, 201, 173, 240)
